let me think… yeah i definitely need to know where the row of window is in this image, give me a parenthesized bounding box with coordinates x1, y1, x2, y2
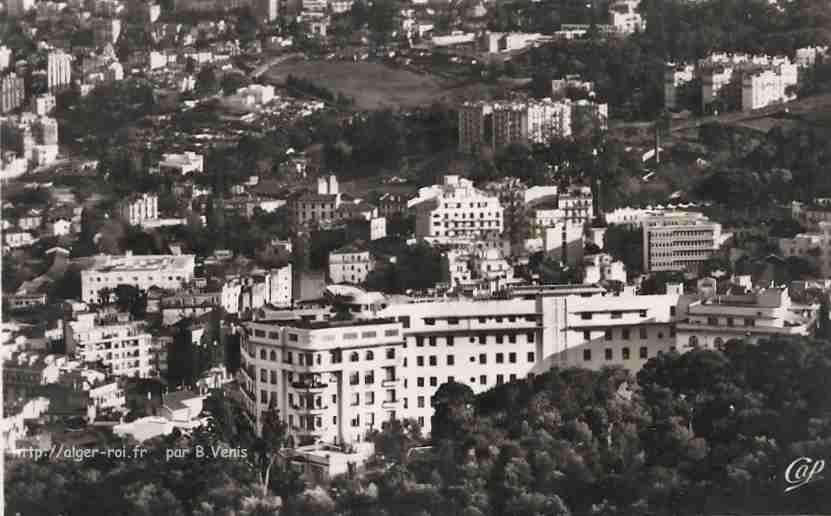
(255, 347, 397, 364)
(424, 315, 536, 325)
(582, 326, 675, 341)
(414, 351, 534, 367)
(415, 333, 535, 346)
(583, 345, 668, 361)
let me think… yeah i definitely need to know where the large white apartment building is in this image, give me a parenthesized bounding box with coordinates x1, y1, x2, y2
(411, 175, 503, 241)
(80, 253, 196, 303)
(64, 308, 156, 378)
(239, 281, 822, 444)
(665, 53, 799, 111)
(642, 212, 729, 273)
(239, 318, 406, 444)
(676, 288, 817, 349)
(741, 66, 797, 111)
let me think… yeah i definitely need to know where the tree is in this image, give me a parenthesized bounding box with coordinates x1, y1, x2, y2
(603, 224, 644, 275)
(367, 0, 397, 42)
(639, 271, 685, 295)
(221, 72, 251, 95)
(196, 66, 220, 96)
(372, 418, 423, 465)
(113, 284, 149, 318)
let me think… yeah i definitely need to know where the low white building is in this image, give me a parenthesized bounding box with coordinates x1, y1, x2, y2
(583, 253, 627, 284)
(80, 253, 196, 304)
(156, 152, 204, 175)
(117, 192, 158, 226)
(5, 231, 35, 248)
(329, 246, 374, 285)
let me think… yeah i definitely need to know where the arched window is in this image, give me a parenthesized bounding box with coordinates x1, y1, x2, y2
(270, 350, 277, 362)
(260, 349, 267, 360)
(350, 352, 359, 362)
(688, 335, 699, 348)
(365, 350, 374, 360)
(714, 337, 724, 349)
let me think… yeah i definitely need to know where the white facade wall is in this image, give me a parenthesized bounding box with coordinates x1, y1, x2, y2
(329, 251, 373, 285)
(80, 254, 196, 303)
(65, 314, 156, 378)
(413, 175, 503, 240)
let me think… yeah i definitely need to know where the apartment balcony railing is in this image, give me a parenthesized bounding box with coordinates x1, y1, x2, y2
(291, 380, 328, 390)
(381, 378, 401, 387)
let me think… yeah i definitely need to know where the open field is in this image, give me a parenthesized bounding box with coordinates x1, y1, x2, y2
(263, 59, 507, 110)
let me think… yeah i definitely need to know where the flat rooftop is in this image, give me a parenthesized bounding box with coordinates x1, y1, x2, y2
(84, 254, 195, 273)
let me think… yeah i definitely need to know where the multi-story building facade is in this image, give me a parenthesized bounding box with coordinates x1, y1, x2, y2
(80, 253, 196, 303)
(778, 220, 831, 277)
(664, 63, 696, 110)
(117, 193, 159, 226)
(410, 175, 503, 241)
(64, 308, 156, 378)
(47, 50, 73, 91)
(676, 288, 817, 349)
(642, 212, 728, 273)
(0, 73, 25, 113)
(239, 318, 406, 443)
(289, 174, 342, 227)
(329, 247, 374, 285)
(741, 66, 798, 111)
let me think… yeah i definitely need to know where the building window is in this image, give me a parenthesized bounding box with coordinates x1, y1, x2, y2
(496, 353, 504, 363)
(496, 335, 504, 344)
(418, 416, 424, 426)
(583, 330, 591, 340)
(417, 356, 424, 367)
(622, 328, 630, 340)
(351, 393, 359, 406)
(446, 336, 454, 346)
(448, 318, 459, 325)
(479, 353, 486, 364)
(611, 312, 622, 319)
(430, 377, 437, 386)
(429, 336, 437, 346)
(365, 350, 374, 360)
(350, 372, 359, 385)
(350, 352, 359, 362)
(497, 374, 504, 384)
(527, 332, 535, 343)
(417, 377, 424, 387)
(527, 352, 535, 362)
(639, 346, 648, 359)
(622, 347, 630, 360)
(639, 327, 648, 339)
(429, 356, 437, 366)
(509, 352, 516, 363)
(366, 392, 375, 405)
(639, 310, 647, 317)
(480, 375, 487, 385)
(508, 334, 517, 344)
(386, 348, 395, 359)
(604, 329, 612, 341)
(580, 313, 592, 320)
(418, 396, 425, 408)
(478, 335, 486, 344)
(714, 337, 725, 349)
(447, 355, 455, 365)
(583, 349, 591, 361)
(688, 335, 699, 348)
(416, 336, 424, 347)
(670, 306, 676, 317)
(605, 348, 613, 360)
(425, 318, 435, 326)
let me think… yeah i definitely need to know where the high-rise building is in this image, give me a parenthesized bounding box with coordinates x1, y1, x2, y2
(459, 98, 605, 153)
(642, 212, 730, 273)
(0, 73, 25, 113)
(117, 193, 159, 226)
(48, 50, 73, 91)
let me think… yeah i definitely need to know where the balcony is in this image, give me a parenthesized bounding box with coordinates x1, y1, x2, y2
(381, 378, 401, 387)
(382, 399, 402, 409)
(291, 380, 328, 390)
(291, 404, 329, 414)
